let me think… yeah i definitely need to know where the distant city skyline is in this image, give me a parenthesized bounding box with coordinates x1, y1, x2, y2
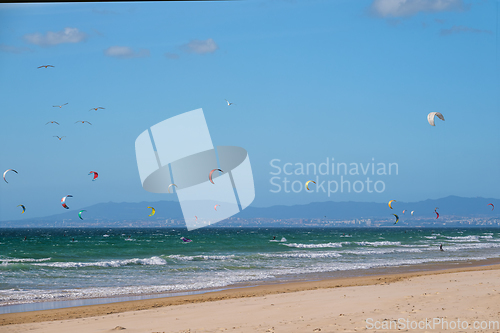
(1, 1, 498, 221)
(2, 194, 497, 228)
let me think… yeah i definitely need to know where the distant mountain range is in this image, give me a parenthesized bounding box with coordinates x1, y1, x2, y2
(237, 196, 498, 219)
(1, 195, 498, 227)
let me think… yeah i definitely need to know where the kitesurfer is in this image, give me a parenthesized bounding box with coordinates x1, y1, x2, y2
(440, 244, 444, 251)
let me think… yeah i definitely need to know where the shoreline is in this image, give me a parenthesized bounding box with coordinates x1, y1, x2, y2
(2, 258, 500, 327)
(2, 257, 498, 314)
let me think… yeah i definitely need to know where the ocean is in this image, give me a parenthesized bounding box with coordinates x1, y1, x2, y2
(1, 227, 499, 313)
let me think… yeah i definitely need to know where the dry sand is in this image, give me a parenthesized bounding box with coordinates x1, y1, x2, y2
(1, 264, 500, 332)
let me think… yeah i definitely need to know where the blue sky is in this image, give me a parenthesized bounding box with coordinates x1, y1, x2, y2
(0, 0, 498, 221)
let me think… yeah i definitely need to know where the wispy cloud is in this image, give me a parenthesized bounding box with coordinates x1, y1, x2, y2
(23, 27, 87, 47)
(180, 38, 218, 54)
(104, 46, 150, 59)
(0, 44, 33, 54)
(165, 52, 179, 59)
(441, 25, 493, 36)
(370, 0, 466, 18)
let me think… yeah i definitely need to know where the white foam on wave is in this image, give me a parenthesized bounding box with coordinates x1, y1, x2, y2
(167, 254, 235, 261)
(33, 256, 166, 268)
(282, 242, 345, 249)
(269, 237, 287, 243)
(267, 255, 491, 278)
(260, 251, 342, 259)
(0, 258, 52, 263)
(424, 236, 436, 239)
(445, 235, 479, 242)
(355, 241, 401, 246)
(439, 242, 500, 252)
(341, 248, 423, 255)
(0, 269, 275, 307)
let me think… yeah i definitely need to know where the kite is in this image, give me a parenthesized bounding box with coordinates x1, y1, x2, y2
(17, 204, 25, 214)
(3, 169, 18, 183)
(388, 200, 396, 209)
(209, 169, 223, 184)
(61, 195, 73, 209)
(214, 204, 220, 211)
(393, 214, 399, 224)
(45, 121, 59, 125)
(435, 211, 440, 219)
(305, 180, 316, 191)
(147, 206, 155, 216)
(488, 203, 494, 211)
(38, 65, 54, 69)
(402, 210, 406, 214)
(88, 171, 98, 181)
(180, 237, 192, 242)
(78, 210, 86, 220)
(427, 112, 445, 126)
(411, 211, 414, 216)
(195, 216, 198, 221)
(167, 184, 178, 193)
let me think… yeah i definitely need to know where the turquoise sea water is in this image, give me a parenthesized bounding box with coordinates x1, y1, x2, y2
(1, 227, 499, 312)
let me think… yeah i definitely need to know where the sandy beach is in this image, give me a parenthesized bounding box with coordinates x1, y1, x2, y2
(1, 263, 499, 332)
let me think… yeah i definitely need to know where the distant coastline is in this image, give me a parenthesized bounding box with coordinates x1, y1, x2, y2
(1, 195, 498, 228)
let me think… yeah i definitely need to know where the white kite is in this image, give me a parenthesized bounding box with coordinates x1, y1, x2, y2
(427, 112, 445, 126)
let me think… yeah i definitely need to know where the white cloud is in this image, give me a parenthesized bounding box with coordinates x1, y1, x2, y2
(23, 27, 87, 46)
(104, 46, 150, 59)
(180, 38, 218, 54)
(370, 0, 465, 18)
(441, 25, 493, 35)
(0, 44, 32, 54)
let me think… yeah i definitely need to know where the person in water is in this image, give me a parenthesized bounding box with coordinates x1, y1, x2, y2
(272, 236, 276, 240)
(440, 244, 444, 251)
